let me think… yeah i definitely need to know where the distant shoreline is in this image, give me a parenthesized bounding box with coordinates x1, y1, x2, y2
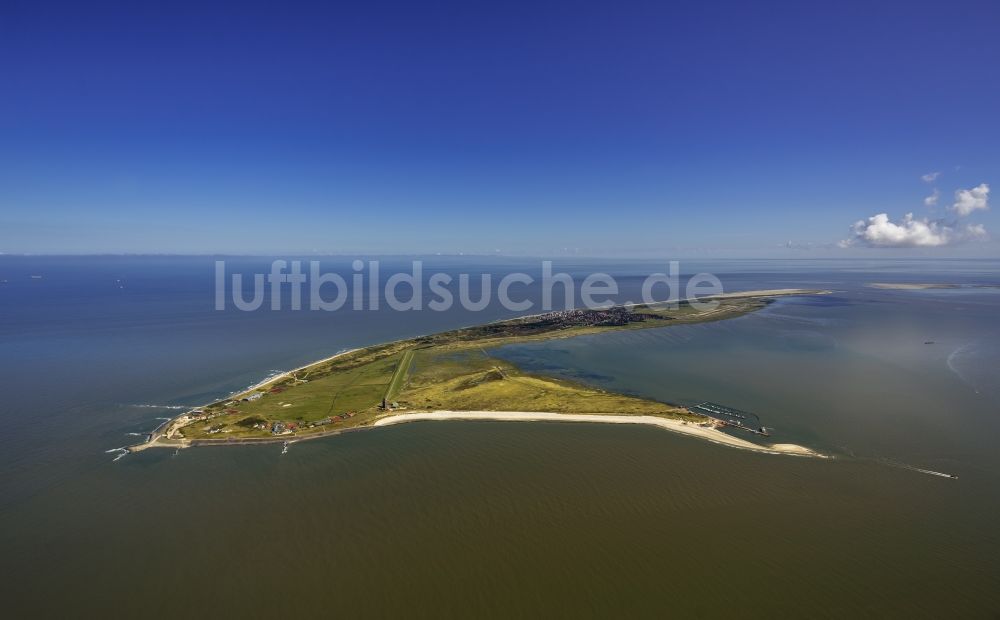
(868, 282, 1000, 290)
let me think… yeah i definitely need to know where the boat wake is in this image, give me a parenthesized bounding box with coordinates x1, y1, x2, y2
(946, 342, 980, 393)
(842, 446, 959, 480)
(105, 447, 129, 462)
(946, 337, 1000, 400)
(880, 457, 957, 479)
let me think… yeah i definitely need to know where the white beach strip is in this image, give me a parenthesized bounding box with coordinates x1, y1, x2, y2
(701, 288, 833, 299)
(373, 411, 824, 457)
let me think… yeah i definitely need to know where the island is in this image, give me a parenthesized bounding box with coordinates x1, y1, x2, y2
(130, 290, 831, 457)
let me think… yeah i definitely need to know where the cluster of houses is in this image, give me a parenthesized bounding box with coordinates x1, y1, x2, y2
(270, 411, 357, 435)
(547, 307, 653, 327)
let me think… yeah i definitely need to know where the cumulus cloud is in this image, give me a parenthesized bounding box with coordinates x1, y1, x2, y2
(924, 189, 940, 207)
(839, 213, 987, 248)
(921, 171, 941, 183)
(951, 183, 990, 216)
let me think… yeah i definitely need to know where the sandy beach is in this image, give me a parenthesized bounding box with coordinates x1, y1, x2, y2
(242, 347, 361, 393)
(135, 410, 824, 457)
(373, 410, 824, 457)
(703, 288, 833, 299)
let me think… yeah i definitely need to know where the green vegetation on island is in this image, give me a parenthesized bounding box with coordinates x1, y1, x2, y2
(139, 291, 829, 449)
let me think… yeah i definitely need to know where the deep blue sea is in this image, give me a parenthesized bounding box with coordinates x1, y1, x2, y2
(1, 256, 999, 617)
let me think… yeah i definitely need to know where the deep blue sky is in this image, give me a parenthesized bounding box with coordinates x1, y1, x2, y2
(2, 0, 998, 256)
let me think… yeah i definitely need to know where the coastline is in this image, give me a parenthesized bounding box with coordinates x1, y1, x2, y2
(135, 410, 824, 458)
(242, 347, 362, 393)
(130, 289, 832, 456)
(868, 282, 1000, 290)
(133, 346, 363, 450)
(373, 411, 825, 457)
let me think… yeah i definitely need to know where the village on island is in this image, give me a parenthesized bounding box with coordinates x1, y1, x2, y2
(192, 389, 403, 438)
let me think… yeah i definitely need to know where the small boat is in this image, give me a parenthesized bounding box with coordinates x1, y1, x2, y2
(281, 442, 289, 455)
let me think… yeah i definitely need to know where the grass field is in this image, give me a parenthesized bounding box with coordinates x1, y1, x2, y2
(179, 350, 405, 439)
(403, 347, 696, 418)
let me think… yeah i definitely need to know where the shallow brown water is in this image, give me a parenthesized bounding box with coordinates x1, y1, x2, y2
(3, 258, 999, 617)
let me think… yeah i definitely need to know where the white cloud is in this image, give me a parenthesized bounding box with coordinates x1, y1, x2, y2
(951, 183, 990, 216)
(966, 223, 986, 238)
(839, 212, 987, 248)
(924, 189, 940, 207)
(921, 171, 941, 183)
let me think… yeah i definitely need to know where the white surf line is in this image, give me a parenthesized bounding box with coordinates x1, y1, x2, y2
(238, 348, 361, 395)
(128, 404, 190, 410)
